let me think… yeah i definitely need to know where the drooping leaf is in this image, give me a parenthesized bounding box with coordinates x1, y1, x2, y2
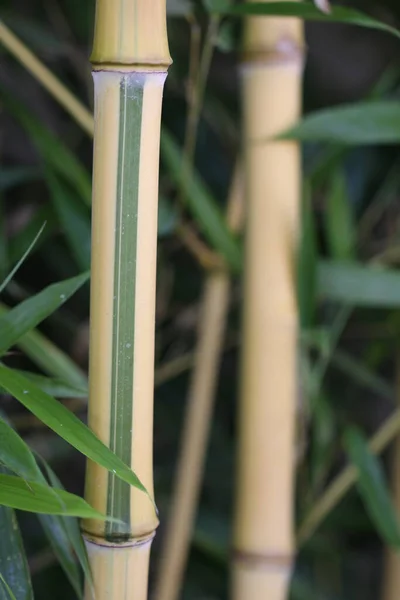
(160, 129, 242, 272)
(318, 261, 400, 307)
(281, 102, 400, 145)
(0, 223, 46, 296)
(0, 271, 89, 356)
(325, 170, 356, 261)
(0, 507, 32, 600)
(344, 427, 400, 547)
(0, 474, 106, 518)
(39, 459, 92, 596)
(0, 416, 41, 481)
(0, 365, 148, 496)
(45, 170, 91, 271)
(223, 3, 400, 42)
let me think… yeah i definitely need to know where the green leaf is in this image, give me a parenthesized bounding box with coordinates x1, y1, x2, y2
(224, 3, 400, 42)
(344, 427, 400, 547)
(318, 261, 400, 307)
(0, 305, 87, 389)
(0, 223, 46, 296)
(9, 206, 56, 265)
(0, 271, 89, 356)
(45, 171, 91, 271)
(3, 95, 91, 204)
(160, 129, 242, 271)
(38, 514, 83, 598)
(39, 459, 92, 596)
(12, 371, 87, 398)
(0, 416, 41, 481)
(0, 365, 148, 497)
(0, 474, 105, 518)
(204, 0, 232, 13)
(281, 102, 400, 145)
(325, 170, 356, 261)
(298, 182, 317, 328)
(0, 507, 32, 600)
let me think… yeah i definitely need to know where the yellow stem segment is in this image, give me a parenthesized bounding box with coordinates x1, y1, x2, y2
(232, 3, 304, 600)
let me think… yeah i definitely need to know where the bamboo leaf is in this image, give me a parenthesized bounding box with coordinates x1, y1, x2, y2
(318, 261, 400, 307)
(0, 508, 32, 600)
(0, 416, 41, 481)
(39, 459, 92, 596)
(12, 371, 87, 398)
(0, 474, 106, 518)
(0, 271, 89, 356)
(38, 514, 83, 598)
(281, 102, 400, 145)
(3, 95, 91, 204)
(223, 2, 400, 41)
(160, 129, 242, 271)
(0, 365, 148, 496)
(9, 206, 56, 265)
(344, 427, 400, 547)
(0, 223, 46, 295)
(45, 171, 91, 271)
(325, 170, 356, 261)
(0, 305, 87, 389)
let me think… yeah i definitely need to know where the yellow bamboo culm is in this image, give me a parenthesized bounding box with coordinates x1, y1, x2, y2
(83, 2, 171, 600)
(232, 3, 304, 600)
(382, 352, 400, 600)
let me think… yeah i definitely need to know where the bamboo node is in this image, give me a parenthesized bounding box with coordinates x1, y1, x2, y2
(241, 37, 305, 68)
(232, 549, 294, 572)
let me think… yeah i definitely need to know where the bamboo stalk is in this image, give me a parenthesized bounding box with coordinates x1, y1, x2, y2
(232, 3, 304, 600)
(155, 165, 243, 600)
(82, 2, 171, 599)
(381, 351, 400, 600)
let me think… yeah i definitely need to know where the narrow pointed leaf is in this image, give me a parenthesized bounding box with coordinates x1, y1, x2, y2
(224, 3, 400, 41)
(0, 271, 89, 356)
(318, 261, 400, 307)
(161, 129, 242, 271)
(281, 102, 400, 145)
(0, 223, 46, 295)
(0, 365, 148, 495)
(9, 206, 55, 265)
(0, 305, 87, 389)
(0, 508, 31, 600)
(344, 427, 400, 547)
(0, 474, 106, 518)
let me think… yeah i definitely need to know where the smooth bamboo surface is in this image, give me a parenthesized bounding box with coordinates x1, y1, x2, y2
(382, 354, 400, 600)
(233, 2, 303, 599)
(83, 2, 170, 598)
(155, 167, 243, 600)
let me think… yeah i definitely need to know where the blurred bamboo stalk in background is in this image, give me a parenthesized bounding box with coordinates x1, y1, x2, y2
(382, 352, 400, 600)
(82, 2, 171, 599)
(155, 166, 243, 600)
(232, 2, 304, 600)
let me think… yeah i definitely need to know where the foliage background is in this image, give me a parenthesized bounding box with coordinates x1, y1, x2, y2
(2, 0, 400, 598)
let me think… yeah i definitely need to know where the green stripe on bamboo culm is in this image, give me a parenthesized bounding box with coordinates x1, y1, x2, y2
(106, 74, 144, 541)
